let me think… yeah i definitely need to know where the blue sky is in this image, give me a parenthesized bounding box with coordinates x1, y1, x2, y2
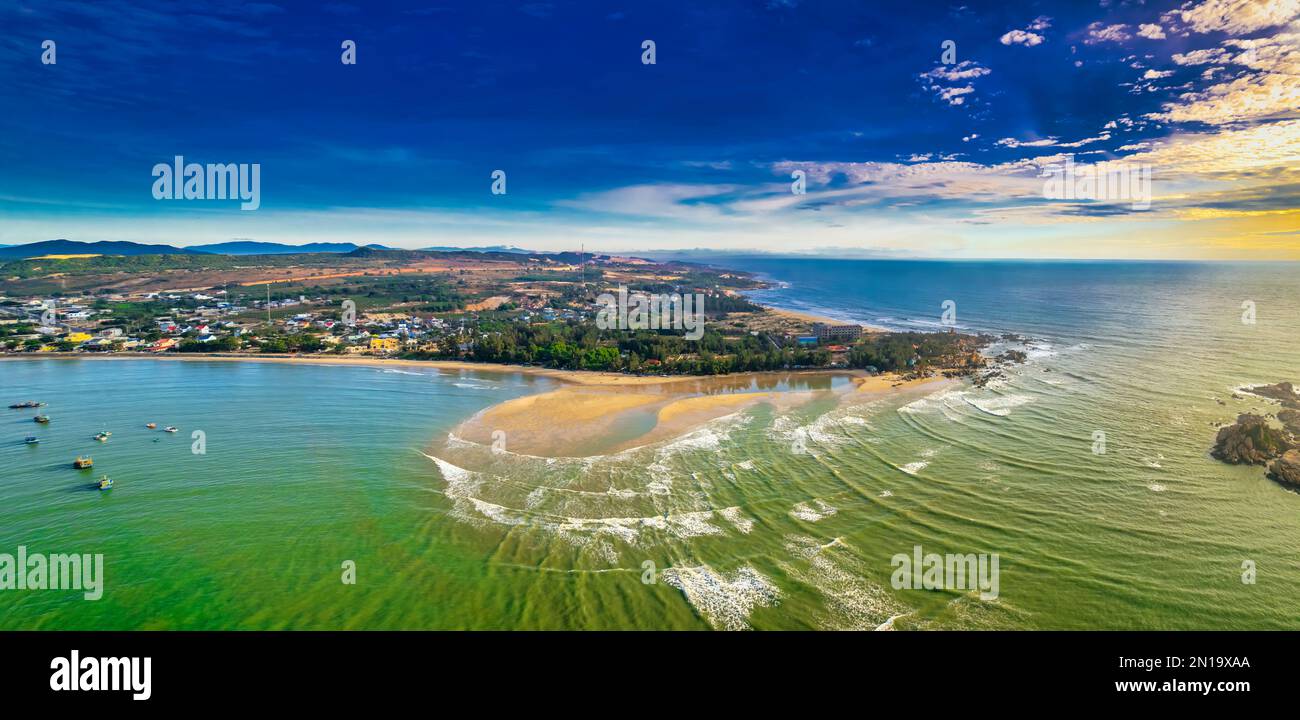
(1, 0, 1297, 257)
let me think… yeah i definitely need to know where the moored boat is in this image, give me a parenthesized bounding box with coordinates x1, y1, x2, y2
(34, 415, 50, 424)
(8, 401, 45, 409)
(94, 432, 110, 442)
(163, 426, 178, 433)
(73, 456, 93, 469)
(98, 476, 113, 490)
(146, 423, 157, 429)
(24, 436, 39, 445)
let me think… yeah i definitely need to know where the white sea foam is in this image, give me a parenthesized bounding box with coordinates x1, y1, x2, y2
(900, 461, 928, 475)
(899, 387, 967, 414)
(1023, 341, 1056, 361)
(1148, 483, 1167, 492)
(963, 393, 1034, 417)
(780, 535, 906, 630)
(790, 499, 838, 522)
(717, 506, 754, 534)
(660, 565, 781, 631)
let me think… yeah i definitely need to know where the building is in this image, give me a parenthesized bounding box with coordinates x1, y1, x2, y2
(812, 322, 862, 343)
(370, 337, 399, 353)
(65, 332, 94, 344)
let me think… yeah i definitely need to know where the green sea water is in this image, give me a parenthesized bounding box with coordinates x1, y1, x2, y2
(2, 260, 1299, 630)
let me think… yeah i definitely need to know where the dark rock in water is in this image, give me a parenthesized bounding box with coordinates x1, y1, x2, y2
(1211, 414, 1293, 465)
(1278, 408, 1300, 436)
(1269, 450, 1300, 488)
(995, 349, 1027, 364)
(1243, 382, 1300, 409)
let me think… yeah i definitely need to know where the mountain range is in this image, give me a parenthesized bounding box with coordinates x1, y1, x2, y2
(0, 239, 448, 259)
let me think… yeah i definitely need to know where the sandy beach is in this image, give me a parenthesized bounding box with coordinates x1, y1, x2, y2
(766, 307, 890, 334)
(452, 371, 951, 457)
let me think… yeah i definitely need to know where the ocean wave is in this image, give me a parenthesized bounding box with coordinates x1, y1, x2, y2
(790, 499, 838, 522)
(900, 461, 928, 475)
(660, 565, 781, 631)
(424, 451, 751, 547)
(963, 394, 1034, 417)
(780, 534, 906, 630)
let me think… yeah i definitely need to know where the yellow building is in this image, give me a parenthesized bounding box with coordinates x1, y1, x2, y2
(65, 332, 93, 343)
(369, 337, 399, 353)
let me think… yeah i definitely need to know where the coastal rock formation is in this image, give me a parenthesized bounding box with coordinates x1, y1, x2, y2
(995, 349, 1027, 364)
(1243, 382, 1300, 409)
(1269, 451, 1300, 489)
(1279, 409, 1300, 436)
(1211, 414, 1293, 466)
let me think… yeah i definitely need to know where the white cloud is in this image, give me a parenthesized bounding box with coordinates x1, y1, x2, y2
(1086, 22, 1132, 44)
(1000, 16, 1052, 45)
(920, 60, 991, 81)
(919, 60, 990, 106)
(936, 86, 974, 105)
(1143, 69, 1175, 79)
(1155, 31, 1300, 124)
(1138, 23, 1167, 39)
(1000, 29, 1044, 46)
(1165, 0, 1300, 36)
(995, 137, 1058, 148)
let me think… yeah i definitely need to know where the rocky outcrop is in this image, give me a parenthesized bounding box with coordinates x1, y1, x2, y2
(1243, 382, 1300, 409)
(1211, 414, 1293, 465)
(1279, 409, 1300, 436)
(995, 349, 1027, 364)
(1269, 450, 1300, 489)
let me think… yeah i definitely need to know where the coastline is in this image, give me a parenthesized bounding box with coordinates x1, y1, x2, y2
(765, 306, 890, 334)
(3, 351, 953, 457)
(0, 352, 703, 387)
(0, 350, 922, 388)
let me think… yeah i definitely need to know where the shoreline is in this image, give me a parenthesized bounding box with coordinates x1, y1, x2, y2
(0, 351, 904, 387)
(4, 352, 953, 457)
(765, 306, 890, 334)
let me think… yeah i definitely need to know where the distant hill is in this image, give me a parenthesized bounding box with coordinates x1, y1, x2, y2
(194, 241, 358, 255)
(344, 245, 415, 259)
(421, 245, 533, 254)
(193, 241, 396, 255)
(0, 239, 209, 259)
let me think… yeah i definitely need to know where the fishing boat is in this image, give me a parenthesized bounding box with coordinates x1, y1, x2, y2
(73, 456, 93, 469)
(34, 415, 50, 424)
(24, 436, 39, 445)
(98, 476, 113, 490)
(94, 432, 110, 442)
(163, 426, 178, 433)
(9, 401, 45, 409)
(145, 423, 157, 429)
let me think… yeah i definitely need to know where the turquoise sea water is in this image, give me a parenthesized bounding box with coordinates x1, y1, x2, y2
(2, 259, 1299, 629)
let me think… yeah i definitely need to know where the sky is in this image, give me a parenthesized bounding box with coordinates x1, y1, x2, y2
(0, 0, 1297, 258)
